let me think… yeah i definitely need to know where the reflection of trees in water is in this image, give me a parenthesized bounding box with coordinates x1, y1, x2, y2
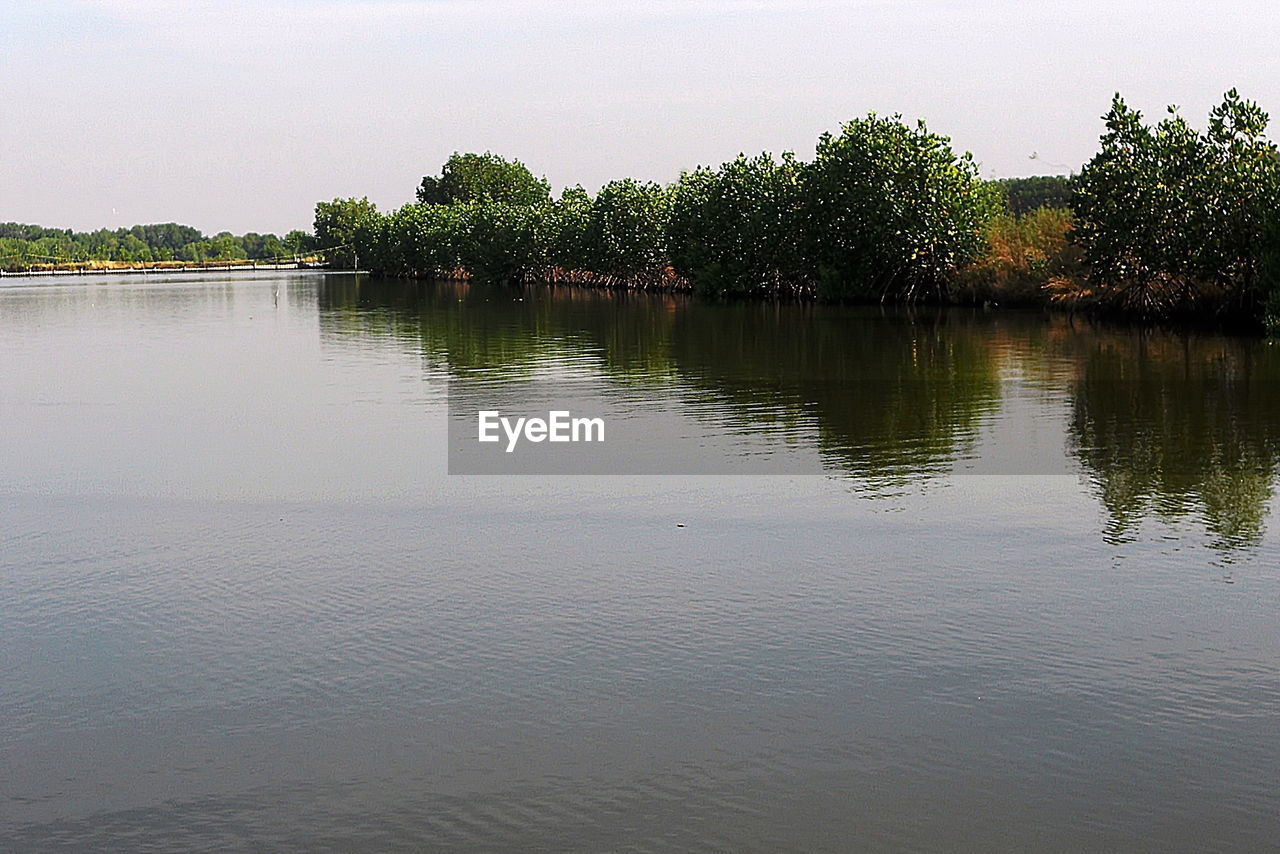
(320, 276, 1280, 549)
(319, 276, 679, 381)
(321, 277, 1004, 484)
(661, 304, 1002, 483)
(1064, 332, 1280, 549)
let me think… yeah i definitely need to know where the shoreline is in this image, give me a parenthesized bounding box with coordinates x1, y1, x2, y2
(372, 268, 1270, 337)
(0, 260, 328, 278)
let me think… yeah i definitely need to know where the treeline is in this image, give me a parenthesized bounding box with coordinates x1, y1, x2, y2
(317, 117, 1001, 303)
(0, 222, 317, 266)
(316, 89, 1280, 329)
(996, 176, 1074, 215)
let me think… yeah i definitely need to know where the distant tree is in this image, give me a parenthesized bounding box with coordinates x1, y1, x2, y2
(0, 220, 296, 266)
(998, 176, 1075, 214)
(283, 230, 316, 256)
(314, 197, 382, 268)
(142, 223, 202, 250)
(237, 232, 285, 260)
(241, 232, 266, 258)
(206, 232, 245, 260)
(416, 152, 552, 207)
(117, 233, 153, 263)
(0, 223, 42, 241)
(86, 229, 119, 260)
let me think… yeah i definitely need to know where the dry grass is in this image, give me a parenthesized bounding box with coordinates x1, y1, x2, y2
(956, 207, 1086, 305)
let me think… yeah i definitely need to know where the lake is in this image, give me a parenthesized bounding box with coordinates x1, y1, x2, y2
(2, 271, 1278, 852)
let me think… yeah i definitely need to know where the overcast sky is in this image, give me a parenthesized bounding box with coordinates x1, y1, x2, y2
(3, 0, 1278, 235)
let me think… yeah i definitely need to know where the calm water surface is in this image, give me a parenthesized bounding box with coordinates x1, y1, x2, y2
(2, 272, 1278, 852)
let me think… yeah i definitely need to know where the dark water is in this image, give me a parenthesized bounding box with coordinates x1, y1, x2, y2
(2, 272, 1278, 852)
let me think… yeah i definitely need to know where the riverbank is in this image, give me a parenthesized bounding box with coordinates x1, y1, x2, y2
(0, 258, 328, 277)
(375, 224, 1264, 336)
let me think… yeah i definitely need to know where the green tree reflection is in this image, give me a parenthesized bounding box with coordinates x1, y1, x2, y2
(1065, 331, 1280, 548)
(320, 277, 1001, 483)
(320, 277, 1280, 549)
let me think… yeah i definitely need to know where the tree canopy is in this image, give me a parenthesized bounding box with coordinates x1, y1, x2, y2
(667, 153, 806, 296)
(314, 197, 382, 269)
(416, 152, 552, 207)
(801, 115, 1001, 300)
(0, 222, 307, 266)
(1073, 90, 1280, 316)
(333, 120, 998, 297)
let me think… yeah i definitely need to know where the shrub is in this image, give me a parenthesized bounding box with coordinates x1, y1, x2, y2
(957, 207, 1083, 304)
(800, 114, 1000, 301)
(998, 176, 1074, 215)
(1073, 90, 1280, 318)
(667, 153, 807, 297)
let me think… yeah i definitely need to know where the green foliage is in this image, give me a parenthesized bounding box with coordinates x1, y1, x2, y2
(801, 115, 999, 301)
(417, 152, 552, 207)
(321, 97, 1280, 329)
(241, 232, 284, 260)
(330, 151, 562, 282)
(667, 152, 806, 296)
(998, 176, 1075, 214)
(451, 201, 550, 285)
(544, 186, 594, 273)
(360, 163, 673, 285)
(283, 229, 317, 255)
(1263, 213, 1280, 332)
(350, 126, 997, 300)
(1073, 90, 1280, 317)
(581, 179, 671, 278)
(0, 221, 301, 267)
(314, 197, 382, 268)
(382, 203, 464, 274)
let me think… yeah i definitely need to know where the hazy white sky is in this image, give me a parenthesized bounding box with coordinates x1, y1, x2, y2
(3, 0, 1278, 235)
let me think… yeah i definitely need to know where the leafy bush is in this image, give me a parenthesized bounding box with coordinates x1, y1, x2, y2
(1073, 90, 1280, 317)
(324, 97, 1280, 331)
(382, 203, 464, 274)
(667, 153, 806, 296)
(544, 186, 594, 274)
(1263, 213, 1280, 331)
(800, 115, 1000, 301)
(451, 201, 550, 285)
(314, 197, 382, 269)
(581, 179, 671, 278)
